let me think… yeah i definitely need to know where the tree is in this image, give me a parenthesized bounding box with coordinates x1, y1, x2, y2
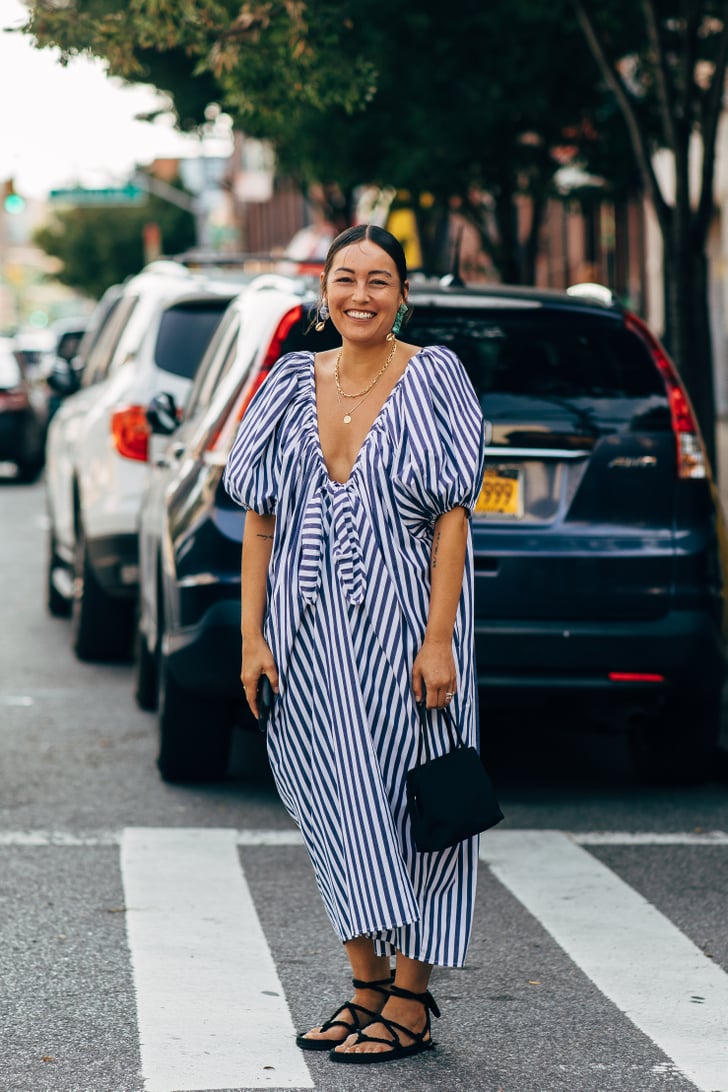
(22, 1, 612, 281)
(34, 183, 195, 298)
(570, 0, 728, 465)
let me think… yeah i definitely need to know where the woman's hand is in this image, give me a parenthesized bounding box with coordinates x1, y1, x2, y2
(412, 636, 457, 709)
(241, 635, 279, 719)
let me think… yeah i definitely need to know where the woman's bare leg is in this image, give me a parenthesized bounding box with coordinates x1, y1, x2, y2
(333, 951, 434, 1055)
(298, 937, 391, 1045)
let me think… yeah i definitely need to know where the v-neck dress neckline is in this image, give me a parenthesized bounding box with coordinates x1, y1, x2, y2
(308, 348, 422, 485)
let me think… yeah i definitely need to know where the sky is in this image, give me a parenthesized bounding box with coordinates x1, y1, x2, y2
(0, 0, 202, 198)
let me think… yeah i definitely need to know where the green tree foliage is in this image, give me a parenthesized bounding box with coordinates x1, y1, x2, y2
(23, 0, 728, 459)
(34, 186, 195, 298)
(23, 1, 610, 280)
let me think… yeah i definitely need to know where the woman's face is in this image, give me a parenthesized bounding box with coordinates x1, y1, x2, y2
(322, 239, 405, 346)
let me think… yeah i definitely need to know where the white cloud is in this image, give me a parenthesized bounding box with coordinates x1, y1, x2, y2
(0, 0, 201, 197)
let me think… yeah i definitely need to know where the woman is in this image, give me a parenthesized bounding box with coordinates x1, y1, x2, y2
(224, 224, 485, 1064)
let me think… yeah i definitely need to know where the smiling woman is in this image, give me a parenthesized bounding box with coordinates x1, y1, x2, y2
(223, 224, 487, 1066)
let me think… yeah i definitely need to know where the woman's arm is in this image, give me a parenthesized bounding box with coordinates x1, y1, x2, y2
(240, 510, 279, 716)
(411, 506, 469, 708)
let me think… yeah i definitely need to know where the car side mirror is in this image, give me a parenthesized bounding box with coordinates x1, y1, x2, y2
(146, 391, 179, 435)
(46, 359, 81, 397)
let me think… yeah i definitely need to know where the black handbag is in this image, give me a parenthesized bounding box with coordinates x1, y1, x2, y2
(406, 702, 503, 852)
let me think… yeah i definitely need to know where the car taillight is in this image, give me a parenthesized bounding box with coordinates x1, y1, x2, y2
(608, 672, 665, 683)
(206, 304, 304, 458)
(111, 404, 150, 461)
(0, 388, 29, 410)
(625, 313, 708, 480)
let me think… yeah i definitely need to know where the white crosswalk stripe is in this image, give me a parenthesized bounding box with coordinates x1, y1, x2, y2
(481, 831, 728, 1092)
(120, 828, 313, 1091)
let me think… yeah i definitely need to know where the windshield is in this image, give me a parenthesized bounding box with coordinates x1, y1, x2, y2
(406, 308, 667, 430)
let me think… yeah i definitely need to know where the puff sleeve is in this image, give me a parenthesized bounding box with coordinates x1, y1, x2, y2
(396, 346, 486, 528)
(223, 352, 302, 514)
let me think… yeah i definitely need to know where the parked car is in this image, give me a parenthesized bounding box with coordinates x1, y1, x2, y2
(136, 275, 727, 785)
(44, 314, 92, 421)
(44, 261, 241, 660)
(0, 337, 48, 481)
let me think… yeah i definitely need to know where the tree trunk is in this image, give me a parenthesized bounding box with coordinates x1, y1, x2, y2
(415, 202, 450, 275)
(492, 177, 522, 284)
(662, 236, 716, 472)
(521, 189, 547, 285)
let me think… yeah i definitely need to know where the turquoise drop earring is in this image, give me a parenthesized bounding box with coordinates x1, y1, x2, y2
(388, 302, 408, 341)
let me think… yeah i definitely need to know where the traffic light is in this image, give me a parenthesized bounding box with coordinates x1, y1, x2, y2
(2, 179, 25, 215)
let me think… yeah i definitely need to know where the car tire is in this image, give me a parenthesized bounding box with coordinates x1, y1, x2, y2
(630, 689, 722, 785)
(46, 529, 71, 618)
(157, 650, 232, 782)
(134, 623, 159, 711)
(71, 527, 134, 662)
(16, 461, 43, 484)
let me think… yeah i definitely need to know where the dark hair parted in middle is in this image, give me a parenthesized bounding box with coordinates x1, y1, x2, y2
(322, 224, 408, 291)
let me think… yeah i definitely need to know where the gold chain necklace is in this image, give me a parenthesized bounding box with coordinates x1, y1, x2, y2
(335, 381, 378, 424)
(335, 339, 397, 401)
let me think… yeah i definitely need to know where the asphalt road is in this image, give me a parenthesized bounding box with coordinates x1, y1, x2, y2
(2, 472, 728, 1092)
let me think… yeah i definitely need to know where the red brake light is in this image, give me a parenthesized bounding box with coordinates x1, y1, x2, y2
(206, 305, 303, 456)
(624, 313, 707, 479)
(111, 404, 149, 461)
(0, 388, 29, 410)
(609, 672, 665, 683)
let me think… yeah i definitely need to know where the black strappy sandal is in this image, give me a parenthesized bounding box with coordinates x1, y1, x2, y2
(328, 983, 440, 1064)
(295, 975, 393, 1051)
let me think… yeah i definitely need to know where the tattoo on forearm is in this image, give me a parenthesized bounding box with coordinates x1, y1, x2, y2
(432, 529, 441, 568)
(256, 533, 274, 540)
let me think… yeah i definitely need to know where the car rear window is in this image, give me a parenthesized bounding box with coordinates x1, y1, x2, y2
(405, 307, 670, 433)
(406, 309, 664, 399)
(154, 300, 231, 378)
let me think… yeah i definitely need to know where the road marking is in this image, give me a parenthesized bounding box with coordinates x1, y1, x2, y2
(1, 829, 728, 847)
(120, 827, 313, 1092)
(1, 828, 726, 847)
(481, 830, 728, 1092)
(575, 831, 728, 845)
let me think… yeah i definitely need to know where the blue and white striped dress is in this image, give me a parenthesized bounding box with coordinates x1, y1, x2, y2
(224, 346, 486, 967)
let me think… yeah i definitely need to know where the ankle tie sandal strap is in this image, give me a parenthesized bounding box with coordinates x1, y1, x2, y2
(329, 983, 441, 1064)
(296, 975, 393, 1052)
(351, 975, 394, 993)
(388, 983, 441, 1019)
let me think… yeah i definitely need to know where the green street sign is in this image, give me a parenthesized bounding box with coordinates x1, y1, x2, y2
(48, 183, 146, 206)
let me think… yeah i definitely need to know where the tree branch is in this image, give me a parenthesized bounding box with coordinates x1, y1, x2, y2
(695, 2, 728, 244)
(641, 0, 677, 151)
(571, 0, 671, 235)
(678, 0, 701, 125)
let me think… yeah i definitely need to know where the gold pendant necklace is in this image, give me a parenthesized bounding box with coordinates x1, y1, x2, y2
(337, 383, 376, 424)
(335, 340, 397, 421)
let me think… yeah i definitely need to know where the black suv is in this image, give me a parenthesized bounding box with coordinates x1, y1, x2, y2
(139, 276, 727, 784)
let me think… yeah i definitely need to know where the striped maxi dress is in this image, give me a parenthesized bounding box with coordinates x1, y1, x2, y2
(224, 346, 486, 967)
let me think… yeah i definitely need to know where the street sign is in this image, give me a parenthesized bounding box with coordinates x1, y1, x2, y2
(48, 183, 146, 206)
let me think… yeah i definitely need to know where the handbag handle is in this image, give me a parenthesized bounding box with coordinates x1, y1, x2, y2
(416, 701, 465, 764)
